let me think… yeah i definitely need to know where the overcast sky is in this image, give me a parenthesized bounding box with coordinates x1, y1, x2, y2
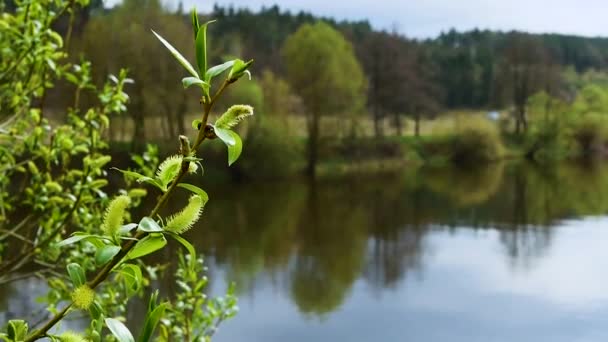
(106, 0, 608, 38)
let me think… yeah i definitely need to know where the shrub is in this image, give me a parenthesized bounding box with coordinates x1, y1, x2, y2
(423, 162, 505, 207)
(524, 119, 571, 161)
(570, 114, 608, 156)
(237, 118, 304, 179)
(524, 113, 608, 160)
(450, 117, 505, 163)
(418, 116, 505, 164)
(412, 135, 452, 165)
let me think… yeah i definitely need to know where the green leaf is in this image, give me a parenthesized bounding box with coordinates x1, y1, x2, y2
(105, 318, 135, 342)
(57, 233, 111, 248)
(227, 130, 243, 166)
(166, 232, 197, 271)
(183, 155, 203, 162)
(7, 320, 28, 341)
(85, 236, 108, 249)
(138, 217, 163, 233)
(191, 7, 199, 38)
(112, 168, 150, 182)
(228, 59, 254, 81)
(138, 291, 169, 342)
(182, 77, 208, 89)
(192, 119, 202, 130)
(96, 245, 121, 265)
(151, 30, 199, 78)
(213, 127, 243, 165)
(177, 183, 209, 203)
(119, 223, 138, 235)
(126, 234, 166, 260)
(214, 126, 236, 146)
(195, 27, 206, 77)
(116, 264, 143, 296)
(67, 263, 86, 287)
(89, 301, 103, 320)
(113, 168, 166, 192)
(195, 20, 215, 76)
(205, 60, 235, 82)
(56, 233, 92, 247)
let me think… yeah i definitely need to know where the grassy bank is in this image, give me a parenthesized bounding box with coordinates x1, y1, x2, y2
(108, 106, 608, 180)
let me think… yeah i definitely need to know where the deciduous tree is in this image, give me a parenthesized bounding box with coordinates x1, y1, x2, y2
(283, 22, 367, 176)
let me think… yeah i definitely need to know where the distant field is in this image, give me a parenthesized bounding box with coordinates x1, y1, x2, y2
(100, 109, 506, 142)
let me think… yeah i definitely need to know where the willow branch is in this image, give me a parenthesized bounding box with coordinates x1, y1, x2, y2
(24, 82, 230, 341)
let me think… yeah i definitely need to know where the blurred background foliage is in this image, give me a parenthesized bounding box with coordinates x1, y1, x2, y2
(9, 0, 608, 176)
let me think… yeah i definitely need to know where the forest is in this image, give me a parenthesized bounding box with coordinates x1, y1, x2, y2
(12, 0, 604, 178)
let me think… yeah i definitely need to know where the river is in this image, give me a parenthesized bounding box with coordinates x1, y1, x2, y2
(3, 161, 608, 341)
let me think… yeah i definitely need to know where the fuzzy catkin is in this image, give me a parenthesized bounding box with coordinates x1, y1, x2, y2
(214, 105, 254, 129)
(59, 331, 88, 342)
(156, 155, 181, 182)
(164, 195, 204, 234)
(71, 285, 95, 310)
(157, 155, 198, 184)
(101, 195, 131, 237)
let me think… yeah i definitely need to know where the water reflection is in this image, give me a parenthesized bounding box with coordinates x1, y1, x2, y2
(189, 161, 608, 314)
(4, 161, 608, 341)
(423, 162, 505, 207)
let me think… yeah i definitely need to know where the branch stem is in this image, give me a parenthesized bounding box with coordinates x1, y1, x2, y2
(23, 81, 228, 340)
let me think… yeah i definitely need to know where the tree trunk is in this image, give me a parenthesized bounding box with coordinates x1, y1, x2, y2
(306, 112, 320, 178)
(176, 97, 187, 135)
(130, 89, 146, 151)
(165, 113, 175, 140)
(515, 106, 527, 134)
(373, 110, 383, 138)
(131, 112, 145, 152)
(394, 113, 402, 136)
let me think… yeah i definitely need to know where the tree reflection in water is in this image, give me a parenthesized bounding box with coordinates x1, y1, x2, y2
(4, 161, 608, 320)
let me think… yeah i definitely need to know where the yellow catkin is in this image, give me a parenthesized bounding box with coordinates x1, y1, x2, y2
(157, 155, 198, 183)
(215, 105, 254, 129)
(101, 195, 131, 237)
(59, 331, 88, 342)
(71, 285, 95, 310)
(164, 195, 204, 234)
(156, 155, 181, 182)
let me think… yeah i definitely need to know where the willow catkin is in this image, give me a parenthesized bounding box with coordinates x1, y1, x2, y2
(101, 195, 131, 237)
(164, 195, 204, 234)
(58, 331, 88, 342)
(157, 155, 198, 184)
(214, 105, 254, 129)
(71, 284, 95, 310)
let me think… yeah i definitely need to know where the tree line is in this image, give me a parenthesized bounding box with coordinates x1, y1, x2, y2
(57, 2, 608, 121)
(18, 0, 608, 174)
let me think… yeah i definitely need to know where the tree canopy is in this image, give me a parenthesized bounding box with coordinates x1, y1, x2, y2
(282, 21, 366, 175)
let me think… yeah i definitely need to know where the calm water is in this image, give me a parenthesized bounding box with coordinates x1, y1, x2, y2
(4, 161, 608, 341)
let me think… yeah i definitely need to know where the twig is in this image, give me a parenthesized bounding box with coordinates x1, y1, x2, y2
(0, 228, 33, 244)
(24, 82, 227, 341)
(0, 214, 33, 241)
